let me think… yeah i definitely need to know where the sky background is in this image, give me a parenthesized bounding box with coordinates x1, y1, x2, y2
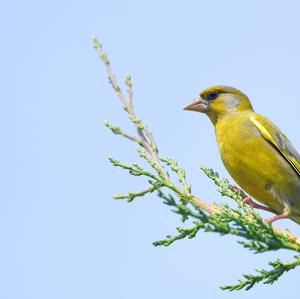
(2, 1, 300, 298)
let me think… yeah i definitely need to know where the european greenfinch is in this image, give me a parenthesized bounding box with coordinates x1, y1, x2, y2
(184, 86, 300, 224)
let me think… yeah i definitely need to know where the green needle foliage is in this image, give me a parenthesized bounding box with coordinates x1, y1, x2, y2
(93, 36, 300, 291)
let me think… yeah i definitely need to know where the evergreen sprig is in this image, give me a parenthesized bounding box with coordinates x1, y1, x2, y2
(93, 36, 300, 291)
(221, 256, 300, 291)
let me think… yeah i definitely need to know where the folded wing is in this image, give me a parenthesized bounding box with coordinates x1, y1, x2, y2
(250, 114, 300, 177)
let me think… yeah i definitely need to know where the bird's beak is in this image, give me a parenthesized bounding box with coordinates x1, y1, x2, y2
(183, 97, 208, 113)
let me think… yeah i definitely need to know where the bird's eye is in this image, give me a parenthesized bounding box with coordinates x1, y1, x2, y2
(206, 90, 218, 100)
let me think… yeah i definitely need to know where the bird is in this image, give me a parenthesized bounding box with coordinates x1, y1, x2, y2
(184, 85, 300, 224)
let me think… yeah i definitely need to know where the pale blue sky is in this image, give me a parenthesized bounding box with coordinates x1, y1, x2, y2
(1, 1, 300, 298)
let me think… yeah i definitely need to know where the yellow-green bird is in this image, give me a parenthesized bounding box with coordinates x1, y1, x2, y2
(184, 85, 300, 224)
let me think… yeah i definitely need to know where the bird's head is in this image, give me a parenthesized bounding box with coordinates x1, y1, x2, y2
(184, 85, 253, 124)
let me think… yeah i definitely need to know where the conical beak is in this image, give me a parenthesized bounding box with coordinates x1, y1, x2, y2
(183, 97, 208, 113)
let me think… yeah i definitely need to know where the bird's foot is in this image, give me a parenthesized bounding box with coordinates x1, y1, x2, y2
(230, 185, 248, 199)
(231, 185, 278, 215)
(263, 210, 289, 224)
(242, 197, 277, 214)
(242, 197, 259, 209)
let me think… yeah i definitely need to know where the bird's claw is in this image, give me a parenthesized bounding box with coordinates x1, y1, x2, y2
(230, 184, 248, 199)
(242, 197, 255, 209)
(263, 210, 290, 224)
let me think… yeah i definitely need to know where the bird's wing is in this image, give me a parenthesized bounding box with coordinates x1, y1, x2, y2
(250, 114, 300, 177)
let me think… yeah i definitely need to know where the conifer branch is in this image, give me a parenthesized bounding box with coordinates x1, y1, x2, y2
(221, 256, 300, 291)
(93, 37, 300, 291)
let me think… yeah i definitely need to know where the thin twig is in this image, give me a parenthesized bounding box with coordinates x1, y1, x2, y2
(93, 36, 162, 169)
(124, 74, 133, 108)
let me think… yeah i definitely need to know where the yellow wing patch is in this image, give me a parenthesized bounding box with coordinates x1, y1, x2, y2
(250, 114, 300, 177)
